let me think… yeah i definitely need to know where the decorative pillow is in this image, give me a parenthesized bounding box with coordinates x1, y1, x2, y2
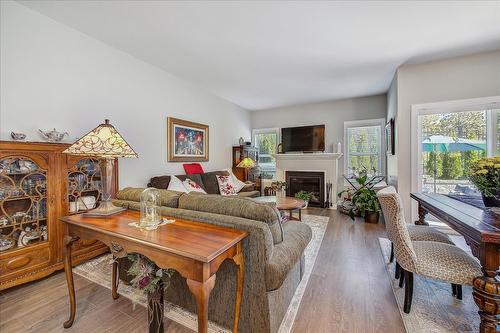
(183, 163, 204, 175)
(224, 168, 247, 193)
(182, 179, 207, 194)
(216, 175, 237, 196)
(167, 175, 187, 193)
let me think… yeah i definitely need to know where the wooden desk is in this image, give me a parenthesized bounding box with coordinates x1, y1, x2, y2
(411, 193, 500, 333)
(60, 210, 247, 333)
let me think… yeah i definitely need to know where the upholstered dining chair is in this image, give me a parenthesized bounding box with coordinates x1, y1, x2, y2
(378, 187, 454, 284)
(376, 187, 482, 313)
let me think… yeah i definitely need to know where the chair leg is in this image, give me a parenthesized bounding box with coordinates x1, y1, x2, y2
(389, 242, 394, 263)
(399, 267, 405, 288)
(456, 285, 462, 300)
(395, 262, 401, 279)
(451, 283, 457, 296)
(403, 271, 414, 313)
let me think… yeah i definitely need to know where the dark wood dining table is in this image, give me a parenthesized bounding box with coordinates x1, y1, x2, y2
(411, 193, 500, 333)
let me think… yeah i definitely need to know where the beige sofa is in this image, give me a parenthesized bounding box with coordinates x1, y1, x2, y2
(113, 188, 312, 333)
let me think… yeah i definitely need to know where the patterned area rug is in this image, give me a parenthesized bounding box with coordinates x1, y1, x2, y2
(378, 237, 479, 333)
(74, 213, 329, 333)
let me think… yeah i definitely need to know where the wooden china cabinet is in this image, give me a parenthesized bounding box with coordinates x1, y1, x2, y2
(0, 141, 116, 290)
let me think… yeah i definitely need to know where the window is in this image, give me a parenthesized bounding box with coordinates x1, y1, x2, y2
(344, 119, 385, 177)
(252, 128, 279, 179)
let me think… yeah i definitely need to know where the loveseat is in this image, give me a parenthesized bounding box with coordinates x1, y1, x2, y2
(113, 188, 312, 333)
(148, 170, 260, 198)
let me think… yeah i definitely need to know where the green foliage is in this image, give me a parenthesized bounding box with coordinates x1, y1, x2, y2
(440, 153, 463, 180)
(257, 133, 277, 156)
(127, 253, 174, 294)
(339, 168, 382, 221)
(467, 157, 500, 197)
(294, 190, 313, 202)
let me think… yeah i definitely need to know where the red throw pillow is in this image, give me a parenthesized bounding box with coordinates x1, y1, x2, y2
(183, 163, 204, 175)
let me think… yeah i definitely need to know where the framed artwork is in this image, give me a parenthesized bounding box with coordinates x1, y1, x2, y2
(167, 117, 209, 162)
(385, 118, 395, 155)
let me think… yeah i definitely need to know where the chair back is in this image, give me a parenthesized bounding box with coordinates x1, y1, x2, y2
(377, 187, 417, 271)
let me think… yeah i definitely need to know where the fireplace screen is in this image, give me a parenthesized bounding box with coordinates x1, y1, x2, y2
(285, 171, 325, 208)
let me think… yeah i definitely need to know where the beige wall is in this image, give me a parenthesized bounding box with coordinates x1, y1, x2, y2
(0, 1, 251, 187)
(386, 75, 398, 187)
(395, 50, 500, 221)
(251, 94, 387, 169)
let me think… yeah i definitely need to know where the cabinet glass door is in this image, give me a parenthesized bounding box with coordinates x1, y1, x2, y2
(67, 158, 102, 214)
(0, 157, 48, 252)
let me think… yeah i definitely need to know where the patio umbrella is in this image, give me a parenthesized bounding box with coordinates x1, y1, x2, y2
(422, 135, 486, 192)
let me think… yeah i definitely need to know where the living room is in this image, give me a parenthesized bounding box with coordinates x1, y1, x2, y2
(1, 1, 499, 333)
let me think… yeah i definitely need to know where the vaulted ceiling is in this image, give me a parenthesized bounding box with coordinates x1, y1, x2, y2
(19, 1, 500, 110)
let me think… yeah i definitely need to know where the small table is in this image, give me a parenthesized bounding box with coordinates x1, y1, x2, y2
(60, 210, 247, 333)
(254, 196, 306, 221)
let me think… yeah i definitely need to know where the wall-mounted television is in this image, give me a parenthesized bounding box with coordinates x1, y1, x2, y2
(281, 125, 325, 153)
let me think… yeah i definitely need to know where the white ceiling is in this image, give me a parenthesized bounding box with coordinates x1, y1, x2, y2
(18, 1, 500, 110)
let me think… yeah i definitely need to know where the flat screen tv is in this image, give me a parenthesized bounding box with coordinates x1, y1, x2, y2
(281, 125, 325, 152)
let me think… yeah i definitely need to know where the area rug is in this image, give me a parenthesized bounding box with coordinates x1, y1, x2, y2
(74, 213, 329, 333)
(378, 237, 479, 333)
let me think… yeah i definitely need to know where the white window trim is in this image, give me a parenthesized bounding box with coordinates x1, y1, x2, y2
(252, 128, 281, 148)
(410, 96, 500, 221)
(343, 118, 386, 179)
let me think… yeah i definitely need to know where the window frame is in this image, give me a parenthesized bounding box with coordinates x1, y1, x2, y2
(343, 118, 386, 178)
(251, 127, 280, 173)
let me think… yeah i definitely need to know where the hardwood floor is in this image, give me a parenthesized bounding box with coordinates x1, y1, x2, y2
(0, 210, 405, 333)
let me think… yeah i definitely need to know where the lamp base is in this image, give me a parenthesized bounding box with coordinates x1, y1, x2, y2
(83, 201, 126, 217)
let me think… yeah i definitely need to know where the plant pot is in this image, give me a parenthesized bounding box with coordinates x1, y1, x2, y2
(364, 211, 380, 224)
(303, 201, 308, 209)
(482, 192, 500, 208)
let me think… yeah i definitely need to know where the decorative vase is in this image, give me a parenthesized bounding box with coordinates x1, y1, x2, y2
(482, 192, 500, 208)
(364, 211, 380, 224)
(303, 200, 309, 209)
(147, 280, 164, 333)
(276, 189, 286, 198)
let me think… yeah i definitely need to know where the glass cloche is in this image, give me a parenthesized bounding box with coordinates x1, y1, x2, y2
(139, 188, 162, 230)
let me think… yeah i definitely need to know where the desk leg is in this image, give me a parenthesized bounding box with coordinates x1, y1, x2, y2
(414, 203, 429, 226)
(187, 275, 216, 333)
(147, 280, 164, 333)
(231, 247, 244, 333)
(112, 257, 120, 300)
(63, 235, 79, 329)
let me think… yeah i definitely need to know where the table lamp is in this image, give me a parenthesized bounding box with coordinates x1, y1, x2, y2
(237, 157, 260, 188)
(63, 119, 138, 216)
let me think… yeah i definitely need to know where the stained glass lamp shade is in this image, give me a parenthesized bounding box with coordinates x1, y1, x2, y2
(63, 119, 138, 216)
(236, 157, 256, 169)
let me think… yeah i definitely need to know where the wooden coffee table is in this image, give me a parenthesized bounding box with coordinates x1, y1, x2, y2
(254, 196, 307, 221)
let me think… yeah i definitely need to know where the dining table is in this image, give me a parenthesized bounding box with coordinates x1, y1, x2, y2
(411, 192, 500, 333)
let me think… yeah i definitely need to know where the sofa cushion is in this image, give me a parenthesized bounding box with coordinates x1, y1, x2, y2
(265, 221, 312, 291)
(183, 163, 204, 175)
(148, 175, 171, 189)
(200, 170, 230, 194)
(236, 190, 260, 198)
(178, 193, 284, 244)
(148, 174, 205, 191)
(115, 187, 181, 208)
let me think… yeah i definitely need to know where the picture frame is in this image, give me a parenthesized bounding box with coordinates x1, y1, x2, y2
(385, 118, 395, 155)
(167, 117, 209, 162)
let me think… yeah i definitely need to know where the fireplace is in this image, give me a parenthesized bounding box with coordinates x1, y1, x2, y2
(285, 171, 325, 208)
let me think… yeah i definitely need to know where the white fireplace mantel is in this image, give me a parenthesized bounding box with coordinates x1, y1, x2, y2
(271, 152, 343, 209)
(274, 153, 343, 161)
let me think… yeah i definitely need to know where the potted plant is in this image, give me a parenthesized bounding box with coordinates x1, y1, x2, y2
(467, 156, 500, 207)
(338, 168, 383, 223)
(294, 190, 313, 208)
(271, 180, 287, 197)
